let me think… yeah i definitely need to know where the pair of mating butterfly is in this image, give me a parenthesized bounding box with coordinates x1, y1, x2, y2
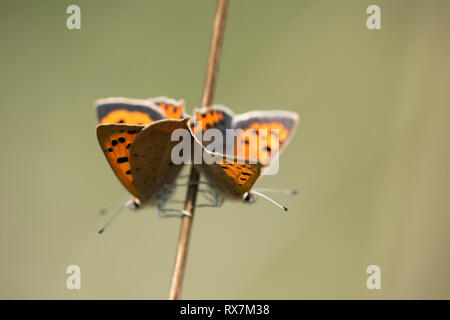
(96, 96, 299, 233)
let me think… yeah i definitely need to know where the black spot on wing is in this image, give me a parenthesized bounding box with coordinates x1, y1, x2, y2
(117, 157, 129, 163)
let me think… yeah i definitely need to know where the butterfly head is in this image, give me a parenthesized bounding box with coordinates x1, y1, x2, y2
(242, 192, 256, 204)
(128, 198, 141, 211)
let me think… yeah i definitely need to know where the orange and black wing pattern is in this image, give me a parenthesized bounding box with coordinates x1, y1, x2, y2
(150, 97, 185, 120)
(191, 106, 234, 136)
(95, 96, 188, 201)
(192, 106, 299, 165)
(232, 110, 299, 166)
(198, 154, 262, 198)
(97, 124, 144, 199)
(95, 97, 165, 125)
(191, 105, 298, 197)
(218, 159, 261, 188)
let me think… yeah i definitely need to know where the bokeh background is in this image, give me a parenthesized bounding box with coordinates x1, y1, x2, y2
(0, 0, 449, 299)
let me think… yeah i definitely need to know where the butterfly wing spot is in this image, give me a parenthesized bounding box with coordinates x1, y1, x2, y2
(117, 157, 129, 164)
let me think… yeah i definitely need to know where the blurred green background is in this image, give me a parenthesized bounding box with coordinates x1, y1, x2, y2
(0, 0, 449, 299)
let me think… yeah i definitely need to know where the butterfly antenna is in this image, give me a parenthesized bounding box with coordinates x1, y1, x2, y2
(253, 188, 298, 195)
(98, 200, 132, 234)
(251, 190, 288, 212)
(98, 198, 128, 215)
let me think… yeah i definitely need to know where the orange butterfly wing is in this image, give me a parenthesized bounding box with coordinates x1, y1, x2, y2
(95, 97, 165, 124)
(197, 154, 262, 198)
(97, 124, 144, 199)
(232, 111, 299, 166)
(218, 159, 261, 187)
(95, 97, 188, 202)
(150, 97, 185, 120)
(191, 106, 233, 135)
(129, 118, 190, 202)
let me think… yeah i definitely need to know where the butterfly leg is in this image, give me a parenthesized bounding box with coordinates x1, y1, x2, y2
(163, 181, 212, 189)
(168, 188, 214, 204)
(166, 199, 185, 204)
(197, 189, 216, 203)
(195, 190, 224, 209)
(157, 199, 192, 218)
(157, 190, 223, 215)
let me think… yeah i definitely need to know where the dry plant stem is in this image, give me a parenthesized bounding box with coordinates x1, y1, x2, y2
(168, 0, 229, 300)
(201, 0, 229, 108)
(168, 168, 199, 300)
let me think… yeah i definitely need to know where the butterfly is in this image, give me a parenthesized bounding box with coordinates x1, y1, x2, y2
(189, 105, 299, 210)
(95, 97, 190, 232)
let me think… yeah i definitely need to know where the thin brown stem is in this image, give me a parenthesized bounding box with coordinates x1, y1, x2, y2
(168, 0, 229, 300)
(201, 0, 229, 108)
